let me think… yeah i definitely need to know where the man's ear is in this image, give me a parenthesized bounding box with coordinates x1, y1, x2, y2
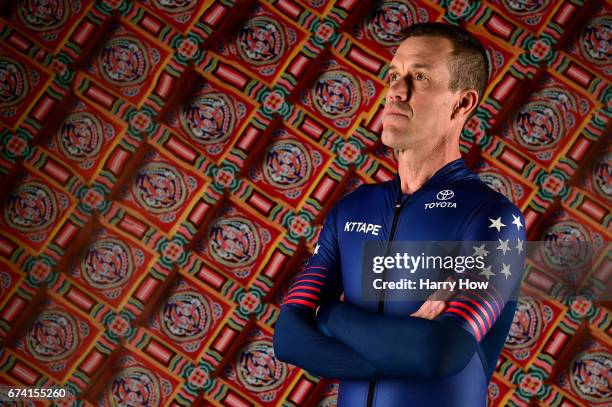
(451, 89, 479, 120)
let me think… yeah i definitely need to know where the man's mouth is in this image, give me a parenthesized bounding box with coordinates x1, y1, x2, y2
(384, 106, 410, 117)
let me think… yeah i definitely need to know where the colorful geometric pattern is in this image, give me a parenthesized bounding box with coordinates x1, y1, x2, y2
(0, 1, 609, 406)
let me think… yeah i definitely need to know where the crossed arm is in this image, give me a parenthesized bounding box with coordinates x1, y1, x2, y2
(273, 205, 463, 380)
(274, 303, 380, 379)
(273, 201, 525, 381)
(274, 297, 471, 380)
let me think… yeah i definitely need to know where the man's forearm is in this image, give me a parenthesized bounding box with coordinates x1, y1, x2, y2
(316, 301, 477, 379)
(273, 305, 381, 380)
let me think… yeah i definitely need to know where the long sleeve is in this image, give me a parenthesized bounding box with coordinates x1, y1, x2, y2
(273, 204, 381, 379)
(274, 305, 380, 379)
(317, 201, 526, 379)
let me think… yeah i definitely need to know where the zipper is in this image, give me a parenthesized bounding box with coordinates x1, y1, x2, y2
(376, 202, 403, 313)
(366, 193, 407, 407)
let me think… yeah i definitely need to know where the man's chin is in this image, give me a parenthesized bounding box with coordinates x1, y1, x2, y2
(381, 128, 408, 149)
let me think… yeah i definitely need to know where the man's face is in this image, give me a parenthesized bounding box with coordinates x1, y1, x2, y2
(381, 36, 459, 150)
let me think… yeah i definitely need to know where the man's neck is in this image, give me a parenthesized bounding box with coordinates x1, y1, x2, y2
(395, 138, 461, 195)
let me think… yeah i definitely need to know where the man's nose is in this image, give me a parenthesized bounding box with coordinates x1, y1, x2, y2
(386, 77, 410, 103)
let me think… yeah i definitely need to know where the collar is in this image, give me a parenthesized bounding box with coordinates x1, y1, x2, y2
(392, 158, 477, 200)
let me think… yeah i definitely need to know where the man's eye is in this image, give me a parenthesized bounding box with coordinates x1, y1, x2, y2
(415, 73, 426, 81)
(388, 73, 398, 82)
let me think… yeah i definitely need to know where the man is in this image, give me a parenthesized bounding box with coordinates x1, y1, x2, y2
(274, 22, 525, 407)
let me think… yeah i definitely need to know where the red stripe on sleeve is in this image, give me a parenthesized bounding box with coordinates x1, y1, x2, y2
(303, 266, 328, 271)
(296, 272, 326, 279)
(464, 291, 500, 318)
(455, 296, 493, 329)
(283, 298, 317, 308)
(295, 279, 325, 286)
(463, 272, 505, 306)
(285, 291, 319, 301)
(448, 301, 487, 337)
(445, 308, 482, 341)
(288, 285, 322, 294)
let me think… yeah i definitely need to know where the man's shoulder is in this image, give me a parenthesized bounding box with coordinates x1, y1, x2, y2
(338, 180, 393, 199)
(455, 176, 525, 238)
(320, 180, 395, 224)
(336, 179, 394, 207)
(347, 178, 394, 194)
(452, 175, 519, 212)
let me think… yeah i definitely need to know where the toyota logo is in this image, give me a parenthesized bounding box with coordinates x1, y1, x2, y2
(436, 190, 454, 200)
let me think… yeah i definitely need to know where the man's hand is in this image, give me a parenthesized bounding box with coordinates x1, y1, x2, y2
(410, 300, 447, 320)
(410, 276, 456, 320)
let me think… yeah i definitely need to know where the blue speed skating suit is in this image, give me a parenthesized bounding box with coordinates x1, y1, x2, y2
(274, 158, 526, 407)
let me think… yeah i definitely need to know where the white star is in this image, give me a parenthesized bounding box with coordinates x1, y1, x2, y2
(314, 243, 320, 255)
(489, 217, 506, 232)
(512, 214, 523, 230)
(473, 243, 490, 257)
(500, 263, 511, 279)
(497, 239, 511, 255)
(516, 238, 524, 254)
(480, 265, 494, 280)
